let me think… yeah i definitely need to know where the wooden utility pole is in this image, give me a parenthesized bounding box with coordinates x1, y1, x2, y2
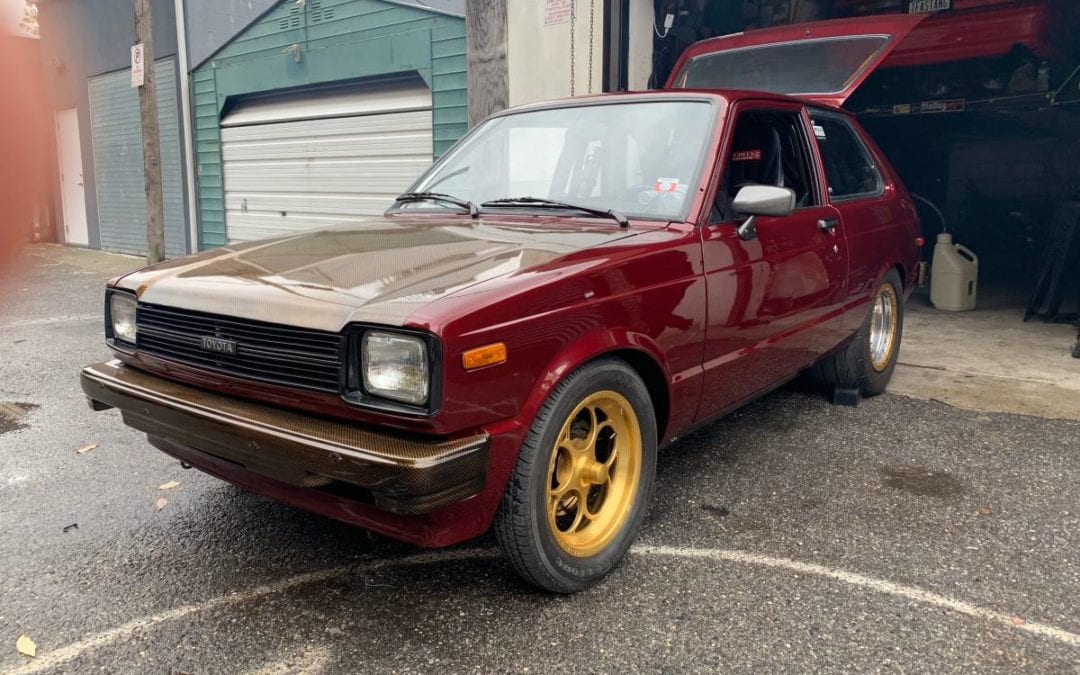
(135, 0, 166, 263)
(465, 0, 509, 127)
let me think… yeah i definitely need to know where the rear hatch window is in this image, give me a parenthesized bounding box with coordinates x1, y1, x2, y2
(673, 36, 890, 96)
(667, 15, 926, 107)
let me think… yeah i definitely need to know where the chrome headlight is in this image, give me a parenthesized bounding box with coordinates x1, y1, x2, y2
(362, 331, 429, 405)
(109, 292, 137, 344)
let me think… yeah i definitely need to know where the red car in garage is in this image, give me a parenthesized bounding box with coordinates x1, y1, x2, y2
(81, 87, 920, 592)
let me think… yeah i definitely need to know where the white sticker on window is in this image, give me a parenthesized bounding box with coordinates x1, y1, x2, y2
(813, 124, 827, 139)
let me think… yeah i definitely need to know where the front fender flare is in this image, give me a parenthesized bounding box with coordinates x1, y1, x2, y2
(516, 328, 672, 438)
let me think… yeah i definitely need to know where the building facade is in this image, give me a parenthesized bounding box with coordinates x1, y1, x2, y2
(190, 0, 466, 247)
(36, 0, 188, 255)
(35, 0, 465, 255)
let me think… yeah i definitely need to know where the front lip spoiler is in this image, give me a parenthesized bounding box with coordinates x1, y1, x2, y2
(80, 360, 489, 515)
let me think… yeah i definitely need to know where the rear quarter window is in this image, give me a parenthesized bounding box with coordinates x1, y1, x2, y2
(809, 112, 884, 201)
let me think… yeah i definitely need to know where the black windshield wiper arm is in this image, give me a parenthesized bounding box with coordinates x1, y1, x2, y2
(481, 197, 629, 228)
(392, 192, 479, 218)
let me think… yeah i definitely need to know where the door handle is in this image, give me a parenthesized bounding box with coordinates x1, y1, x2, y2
(818, 217, 839, 233)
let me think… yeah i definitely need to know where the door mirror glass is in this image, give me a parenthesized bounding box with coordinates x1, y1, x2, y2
(733, 184, 796, 217)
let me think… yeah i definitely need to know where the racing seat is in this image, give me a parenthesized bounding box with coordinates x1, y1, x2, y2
(728, 122, 784, 196)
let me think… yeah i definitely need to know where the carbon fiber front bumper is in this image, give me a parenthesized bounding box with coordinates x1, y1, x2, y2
(80, 360, 489, 515)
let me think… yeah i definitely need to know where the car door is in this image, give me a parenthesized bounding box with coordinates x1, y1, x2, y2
(696, 102, 849, 421)
(807, 108, 898, 336)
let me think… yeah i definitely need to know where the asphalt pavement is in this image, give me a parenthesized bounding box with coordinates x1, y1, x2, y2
(1, 244, 1078, 674)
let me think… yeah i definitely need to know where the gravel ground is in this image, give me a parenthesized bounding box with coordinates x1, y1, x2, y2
(1, 245, 1077, 674)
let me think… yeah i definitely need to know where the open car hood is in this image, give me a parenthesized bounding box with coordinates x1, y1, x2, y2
(666, 14, 927, 107)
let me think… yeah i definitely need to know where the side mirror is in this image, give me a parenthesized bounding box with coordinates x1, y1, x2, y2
(731, 185, 797, 241)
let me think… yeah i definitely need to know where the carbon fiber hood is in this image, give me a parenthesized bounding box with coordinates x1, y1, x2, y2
(114, 217, 648, 331)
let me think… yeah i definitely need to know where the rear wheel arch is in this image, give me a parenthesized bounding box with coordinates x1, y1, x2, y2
(867, 259, 908, 304)
(893, 262, 906, 290)
(812, 268, 903, 396)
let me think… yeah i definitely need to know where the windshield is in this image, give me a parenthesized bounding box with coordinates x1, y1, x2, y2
(403, 100, 715, 221)
(674, 36, 889, 95)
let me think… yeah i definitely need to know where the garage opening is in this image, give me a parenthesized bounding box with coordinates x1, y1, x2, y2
(636, 0, 1080, 414)
(220, 76, 435, 243)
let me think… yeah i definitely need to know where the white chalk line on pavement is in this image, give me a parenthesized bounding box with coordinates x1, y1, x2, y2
(10, 545, 1079, 673)
(634, 545, 1080, 649)
(9, 549, 493, 675)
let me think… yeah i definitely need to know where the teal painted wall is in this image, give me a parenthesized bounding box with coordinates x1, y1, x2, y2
(191, 0, 467, 249)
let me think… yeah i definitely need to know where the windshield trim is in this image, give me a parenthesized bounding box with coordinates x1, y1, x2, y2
(675, 34, 892, 97)
(398, 97, 722, 224)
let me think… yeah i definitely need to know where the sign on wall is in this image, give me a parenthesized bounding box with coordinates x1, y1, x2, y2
(131, 43, 144, 88)
(544, 0, 573, 26)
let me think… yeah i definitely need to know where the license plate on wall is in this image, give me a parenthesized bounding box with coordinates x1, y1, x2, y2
(909, 0, 950, 12)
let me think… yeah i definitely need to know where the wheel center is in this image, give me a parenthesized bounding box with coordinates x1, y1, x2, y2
(579, 459, 608, 486)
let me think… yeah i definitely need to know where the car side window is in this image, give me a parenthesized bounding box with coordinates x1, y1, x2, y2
(808, 111, 883, 201)
(712, 109, 818, 223)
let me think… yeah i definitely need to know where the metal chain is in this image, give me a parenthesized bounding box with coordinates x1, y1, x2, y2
(587, 0, 595, 94)
(569, 2, 576, 96)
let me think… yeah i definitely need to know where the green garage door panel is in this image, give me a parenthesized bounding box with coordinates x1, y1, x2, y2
(89, 59, 186, 256)
(192, 0, 467, 250)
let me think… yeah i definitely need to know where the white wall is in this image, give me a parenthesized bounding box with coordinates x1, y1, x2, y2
(627, 0, 653, 90)
(506, 0, 656, 107)
(507, 0, 605, 106)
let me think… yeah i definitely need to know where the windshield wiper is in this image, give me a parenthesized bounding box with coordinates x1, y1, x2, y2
(392, 192, 479, 218)
(481, 197, 629, 228)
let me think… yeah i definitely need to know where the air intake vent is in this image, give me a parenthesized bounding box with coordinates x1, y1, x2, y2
(310, 0, 334, 22)
(278, 4, 301, 30)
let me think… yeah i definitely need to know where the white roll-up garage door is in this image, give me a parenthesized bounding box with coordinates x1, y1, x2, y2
(220, 78, 434, 243)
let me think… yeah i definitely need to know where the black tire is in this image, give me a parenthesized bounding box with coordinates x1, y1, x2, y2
(494, 358, 657, 593)
(812, 269, 904, 397)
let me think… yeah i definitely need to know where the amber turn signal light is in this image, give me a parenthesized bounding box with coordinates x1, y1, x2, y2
(462, 343, 507, 370)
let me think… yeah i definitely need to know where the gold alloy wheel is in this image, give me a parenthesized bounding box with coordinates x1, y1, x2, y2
(868, 283, 899, 372)
(546, 390, 643, 558)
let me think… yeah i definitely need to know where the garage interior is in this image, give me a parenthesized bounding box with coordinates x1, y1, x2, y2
(639, 0, 1080, 417)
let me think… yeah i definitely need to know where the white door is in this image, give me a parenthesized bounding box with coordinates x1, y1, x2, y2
(55, 108, 89, 246)
(220, 78, 434, 243)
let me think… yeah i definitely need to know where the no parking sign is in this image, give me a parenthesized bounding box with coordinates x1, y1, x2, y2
(131, 43, 144, 88)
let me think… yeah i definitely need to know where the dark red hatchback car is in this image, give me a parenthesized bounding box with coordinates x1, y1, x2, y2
(81, 86, 919, 592)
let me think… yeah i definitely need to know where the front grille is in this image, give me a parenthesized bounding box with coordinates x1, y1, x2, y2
(135, 304, 346, 393)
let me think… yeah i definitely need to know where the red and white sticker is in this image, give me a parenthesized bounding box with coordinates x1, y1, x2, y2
(732, 149, 762, 162)
(654, 177, 681, 193)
